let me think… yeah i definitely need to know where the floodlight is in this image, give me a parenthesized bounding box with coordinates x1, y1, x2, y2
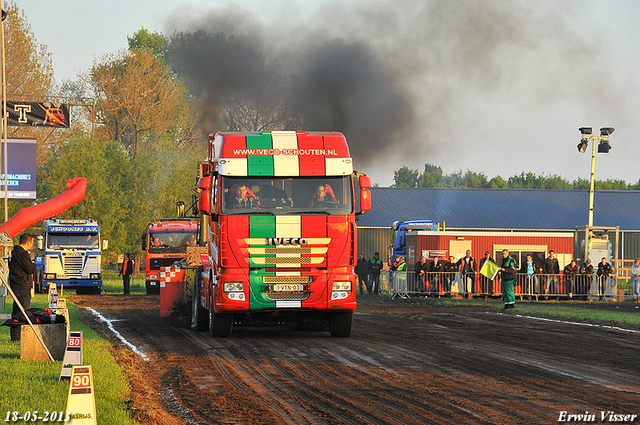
(579, 127, 592, 135)
(577, 138, 589, 153)
(597, 140, 611, 153)
(600, 127, 615, 137)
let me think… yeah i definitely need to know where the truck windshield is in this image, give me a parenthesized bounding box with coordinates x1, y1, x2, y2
(148, 231, 198, 253)
(47, 233, 99, 249)
(221, 176, 353, 215)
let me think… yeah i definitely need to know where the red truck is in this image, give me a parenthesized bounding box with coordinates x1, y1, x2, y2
(191, 130, 372, 337)
(142, 218, 199, 294)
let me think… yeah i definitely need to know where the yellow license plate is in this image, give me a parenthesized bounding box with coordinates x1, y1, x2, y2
(272, 284, 304, 292)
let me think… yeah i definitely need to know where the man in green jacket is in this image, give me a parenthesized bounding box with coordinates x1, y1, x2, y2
(368, 252, 383, 295)
(500, 249, 517, 310)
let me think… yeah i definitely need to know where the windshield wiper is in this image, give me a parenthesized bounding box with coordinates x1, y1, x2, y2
(292, 210, 331, 215)
(226, 210, 275, 216)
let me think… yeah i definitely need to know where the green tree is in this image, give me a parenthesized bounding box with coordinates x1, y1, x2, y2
(417, 164, 443, 188)
(572, 177, 590, 190)
(460, 171, 489, 188)
(508, 172, 543, 189)
(393, 166, 419, 187)
(39, 132, 130, 260)
(489, 176, 508, 188)
(541, 175, 571, 189)
(597, 179, 628, 190)
(128, 28, 167, 60)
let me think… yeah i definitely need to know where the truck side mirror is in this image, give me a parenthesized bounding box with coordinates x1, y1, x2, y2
(177, 201, 185, 218)
(359, 188, 371, 213)
(102, 240, 109, 251)
(359, 175, 372, 189)
(357, 175, 372, 215)
(198, 175, 213, 215)
(36, 235, 43, 250)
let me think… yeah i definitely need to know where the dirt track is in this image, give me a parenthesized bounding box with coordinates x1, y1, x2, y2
(71, 295, 640, 424)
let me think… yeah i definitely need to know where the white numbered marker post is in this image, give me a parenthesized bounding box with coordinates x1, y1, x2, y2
(59, 331, 83, 381)
(65, 365, 96, 424)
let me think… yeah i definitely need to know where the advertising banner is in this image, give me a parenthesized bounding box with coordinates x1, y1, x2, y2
(0, 139, 37, 199)
(4, 101, 70, 127)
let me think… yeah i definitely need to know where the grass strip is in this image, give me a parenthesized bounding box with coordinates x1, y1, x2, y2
(434, 297, 640, 328)
(0, 294, 135, 424)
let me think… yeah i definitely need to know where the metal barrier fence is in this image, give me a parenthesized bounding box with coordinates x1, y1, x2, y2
(376, 271, 619, 301)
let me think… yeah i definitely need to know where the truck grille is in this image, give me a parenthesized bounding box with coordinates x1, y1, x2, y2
(265, 292, 310, 301)
(245, 237, 330, 269)
(63, 256, 83, 272)
(264, 276, 311, 284)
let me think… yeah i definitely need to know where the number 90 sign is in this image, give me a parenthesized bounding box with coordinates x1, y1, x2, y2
(72, 374, 91, 388)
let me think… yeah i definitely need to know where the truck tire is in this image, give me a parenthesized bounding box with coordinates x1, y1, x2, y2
(329, 311, 353, 337)
(209, 281, 233, 337)
(190, 271, 208, 331)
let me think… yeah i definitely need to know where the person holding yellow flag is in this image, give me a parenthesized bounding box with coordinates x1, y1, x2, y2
(499, 249, 518, 310)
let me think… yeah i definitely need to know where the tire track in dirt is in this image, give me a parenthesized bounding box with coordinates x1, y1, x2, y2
(75, 296, 640, 424)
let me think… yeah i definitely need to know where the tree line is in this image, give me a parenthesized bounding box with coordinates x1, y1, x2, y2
(393, 164, 638, 190)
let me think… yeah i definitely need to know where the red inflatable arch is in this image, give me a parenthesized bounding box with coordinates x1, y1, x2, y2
(0, 177, 87, 238)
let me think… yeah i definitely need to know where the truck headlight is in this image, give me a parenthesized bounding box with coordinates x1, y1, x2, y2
(90, 273, 101, 279)
(332, 281, 351, 291)
(223, 282, 245, 300)
(223, 282, 244, 292)
(331, 281, 351, 300)
(44, 273, 56, 279)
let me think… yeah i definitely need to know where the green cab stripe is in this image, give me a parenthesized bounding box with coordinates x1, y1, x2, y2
(246, 133, 273, 149)
(249, 270, 275, 309)
(247, 155, 274, 176)
(246, 133, 274, 175)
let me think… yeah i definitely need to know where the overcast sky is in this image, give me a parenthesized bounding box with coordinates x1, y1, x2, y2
(18, 0, 640, 187)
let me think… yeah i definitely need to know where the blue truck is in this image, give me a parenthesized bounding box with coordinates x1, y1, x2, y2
(37, 218, 103, 294)
(389, 220, 439, 265)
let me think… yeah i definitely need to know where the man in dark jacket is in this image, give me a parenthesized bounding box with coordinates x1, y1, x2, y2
(543, 250, 560, 300)
(443, 256, 457, 298)
(580, 259, 594, 299)
(429, 257, 443, 296)
(414, 256, 428, 294)
(596, 257, 612, 301)
(563, 260, 579, 299)
(355, 254, 369, 295)
(9, 233, 36, 342)
(457, 250, 476, 299)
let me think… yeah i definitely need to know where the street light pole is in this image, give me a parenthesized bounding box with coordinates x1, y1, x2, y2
(588, 134, 596, 228)
(0, 8, 7, 225)
(577, 126, 614, 261)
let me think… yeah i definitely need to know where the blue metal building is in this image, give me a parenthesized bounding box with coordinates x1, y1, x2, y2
(356, 187, 640, 260)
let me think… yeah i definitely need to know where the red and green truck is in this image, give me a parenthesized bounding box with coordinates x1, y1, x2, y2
(191, 130, 372, 337)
